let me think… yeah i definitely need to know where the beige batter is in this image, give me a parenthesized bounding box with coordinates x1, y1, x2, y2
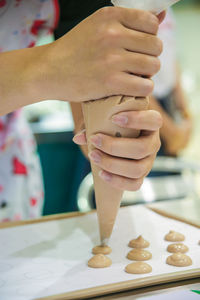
(125, 262, 152, 274)
(127, 249, 152, 261)
(167, 243, 189, 253)
(128, 235, 150, 248)
(164, 230, 185, 242)
(88, 254, 112, 268)
(166, 253, 192, 267)
(92, 245, 112, 255)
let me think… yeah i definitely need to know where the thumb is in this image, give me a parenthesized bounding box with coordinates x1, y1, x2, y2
(73, 129, 87, 145)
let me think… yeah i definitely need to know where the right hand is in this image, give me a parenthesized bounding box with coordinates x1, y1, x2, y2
(41, 7, 163, 102)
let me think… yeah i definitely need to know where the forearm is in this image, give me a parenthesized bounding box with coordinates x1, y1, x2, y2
(174, 65, 190, 116)
(174, 80, 191, 119)
(0, 45, 49, 116)
(149, 96, 178, 144)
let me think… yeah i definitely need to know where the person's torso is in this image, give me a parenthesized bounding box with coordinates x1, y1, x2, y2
(0, 0, 59, 51)
(55, 0, 112, 39)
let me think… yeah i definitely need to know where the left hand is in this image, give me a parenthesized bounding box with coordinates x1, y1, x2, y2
(73, 110, 162, 191)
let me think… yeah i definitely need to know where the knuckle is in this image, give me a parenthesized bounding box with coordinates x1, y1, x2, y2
(149, 110, 163, 130)
(133, 162, 145, 178)
(135, 79, 145, 96)
(142, 55, 151, 68)
(105, 25, 121, 41)
(156, 137, 161, 152)
(131, 10, 158, 35)
(98, 6, 118, 19)
(105, 52, 121, 66)
(153, 110, 163, 129)
(144, 167, 152, 178)
(154, 37, 163, 56)
(142, 79, 154, 96)
(137, 142, 147, 158)
(104, 72, 119, 91)
(99, 25, 120, 47)
(151, 132, 161, 154)
(147, 142, 154, 156)
(136, 78, 154, 96)
(131, 179, 143, 191)
(148, 140, 156, 155)
(152, 58, 161, 75)
(143, 56, 160, 76)
(133, 10, 145, 23)
(97, 6, 111, 18)
(148, 136, 160, 156)
(149, 14, 159, 34)
(99, 28, 122, 54)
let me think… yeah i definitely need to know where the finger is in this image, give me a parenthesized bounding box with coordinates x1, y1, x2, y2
(99, 170, 144, 191)
(73, 130, 87, 145)
(122, 28, 163, 56)
(109, 72, 154, 97)
(117, 7, 159, 35)
(89, 149, 155, 179)
(112, 110, 163, 131)
(143, 153, 157, 178)
(90, 131, 161, 160)
(121, 52, 161, 77)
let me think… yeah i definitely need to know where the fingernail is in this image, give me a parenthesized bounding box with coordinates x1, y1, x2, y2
(73, 129, 86, 141)
(90, 134, 102, 147)
(72, 129, 86, 145)
(112, 115, 128, 126)
(89, 151, 101, 164)
(74, 129, 86, 137)
(99, 170, 112, 182)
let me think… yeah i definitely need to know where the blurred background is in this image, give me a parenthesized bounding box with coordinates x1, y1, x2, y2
(23, 0, 200, 216)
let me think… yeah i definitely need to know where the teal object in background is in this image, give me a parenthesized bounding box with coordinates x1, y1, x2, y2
(191, 290, 200, 295)
(35, 131, 89, 215)
(175, 0, 200, 6)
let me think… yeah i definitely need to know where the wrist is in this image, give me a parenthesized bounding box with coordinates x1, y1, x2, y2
(35, 40, 72, 102)
(23, 44, 52, 103)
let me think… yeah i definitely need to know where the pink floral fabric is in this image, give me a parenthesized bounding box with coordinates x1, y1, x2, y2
(0, 0, 59, 221)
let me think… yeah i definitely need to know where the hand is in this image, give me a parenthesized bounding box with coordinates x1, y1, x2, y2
(164, 119, 192, 156)
(73, 110, 162, 191)
(41, 7, 163, 102)
(181, 108, 192, 120)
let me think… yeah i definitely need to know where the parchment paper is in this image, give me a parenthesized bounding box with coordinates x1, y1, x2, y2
(0, 205, 199, 300)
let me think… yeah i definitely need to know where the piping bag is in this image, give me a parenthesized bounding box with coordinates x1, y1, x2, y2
(82, 0, 180, 246)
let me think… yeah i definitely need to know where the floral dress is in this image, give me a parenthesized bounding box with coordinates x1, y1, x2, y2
(0, 0, 59, 221)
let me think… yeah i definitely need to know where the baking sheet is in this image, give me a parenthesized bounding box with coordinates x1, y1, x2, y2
(0, 205, 199, 300)
(147, 197, 200, 228)
(139, 289, 200, 299)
